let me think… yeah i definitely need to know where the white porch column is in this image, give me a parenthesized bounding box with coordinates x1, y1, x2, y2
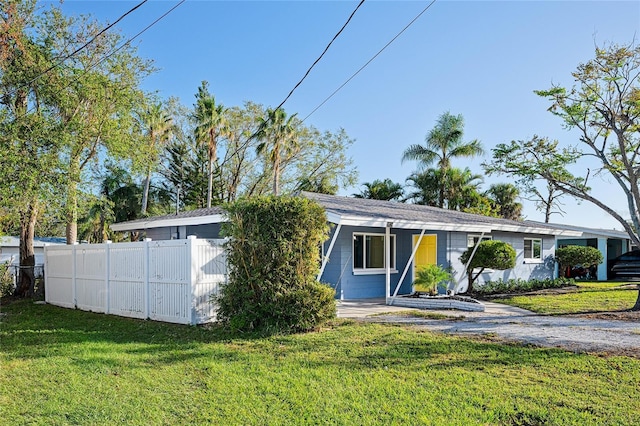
(390, 228, 427, 304)
(455, 231, 485, 293)
(385, 222, 392, 298)
(317, 223, 342, 282)
(597, 238, 608, 281)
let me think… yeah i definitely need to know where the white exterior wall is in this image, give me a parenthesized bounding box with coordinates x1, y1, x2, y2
(44, 238, 226, 325)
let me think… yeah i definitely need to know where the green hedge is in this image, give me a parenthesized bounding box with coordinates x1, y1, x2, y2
(216, 196, 336, 333)
(474, 277, 576, 296)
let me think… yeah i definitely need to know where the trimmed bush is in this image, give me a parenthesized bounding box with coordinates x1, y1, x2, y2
(216, 196, 336, 333)
(459, 240, 516, 293)
(555, 245, 603, 273)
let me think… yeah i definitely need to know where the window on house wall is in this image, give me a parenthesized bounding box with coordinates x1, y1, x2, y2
(353, 233, 396, 272)
(467, 234, 492, 248)
(524, 238, 542, 260)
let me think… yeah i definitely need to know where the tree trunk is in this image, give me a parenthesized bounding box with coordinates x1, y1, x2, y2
(273, 146, 280, 196)
(15, 201, 38, 298)
(632, 287, 640, 311)
(207, 157, 213, 208)
(66, 166, 79, 244)
(141, 166, 151, 215)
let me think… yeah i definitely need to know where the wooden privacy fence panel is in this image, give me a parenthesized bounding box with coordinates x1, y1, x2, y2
(44, 238, 227, 325)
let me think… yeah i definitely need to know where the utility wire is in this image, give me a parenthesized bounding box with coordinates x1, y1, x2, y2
(23, 0, 185, 116)
(302, 0, 438, 122)
(85, 0, 186, 73)
(18, 0, 149, 93)
(273, 0, 366, 113)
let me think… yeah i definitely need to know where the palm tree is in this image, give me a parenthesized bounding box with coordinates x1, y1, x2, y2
(485, 183, 523, 220)
(406, 167, 485, 211)
(402, 112, 483, 207)
(139, 102, 174, 215)
(353, 179, 404, 201)
(254, 107, 298, 195)
(193, 81, 226, 208)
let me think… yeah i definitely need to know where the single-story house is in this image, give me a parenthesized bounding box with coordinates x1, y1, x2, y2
(110, 192, 631, 299)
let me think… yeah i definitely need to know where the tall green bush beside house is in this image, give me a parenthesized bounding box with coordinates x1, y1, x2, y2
(216, 196, 335, 333)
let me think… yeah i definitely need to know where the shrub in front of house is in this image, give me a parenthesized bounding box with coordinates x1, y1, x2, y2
(474, 277, 575, 296)
(459, 240, 516, 294)
(216, 196, 336, 333)
(555, 245, 604, 278)
(413, 264, 452, 295)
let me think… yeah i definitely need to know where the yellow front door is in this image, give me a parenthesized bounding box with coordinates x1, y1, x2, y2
(413, 234, 437, 280)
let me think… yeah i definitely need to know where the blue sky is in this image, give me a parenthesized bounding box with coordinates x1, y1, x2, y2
(55, 0, 640, 230)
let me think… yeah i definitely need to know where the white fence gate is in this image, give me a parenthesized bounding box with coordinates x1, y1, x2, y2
(44, 237, 227, 325)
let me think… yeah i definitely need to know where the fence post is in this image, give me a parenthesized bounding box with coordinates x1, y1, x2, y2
(44, 246, 49, 303)
(144, 238, 151, 320)
(105, 241, 111, 314)
(188, 235, 197, 325)
(72, 243, 78, 308)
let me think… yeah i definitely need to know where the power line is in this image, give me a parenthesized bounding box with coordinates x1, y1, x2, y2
(302, 0, 438, 122)
(273, 0, 366, 113)
(86, 1, 186, 73)
(18, 0, 149, 92)
(23, 0, 186, 112)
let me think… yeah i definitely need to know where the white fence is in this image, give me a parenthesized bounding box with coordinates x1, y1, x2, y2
(44, 237, 227, 325)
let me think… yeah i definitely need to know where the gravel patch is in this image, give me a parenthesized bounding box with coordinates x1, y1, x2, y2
(366, 312, 640, 357)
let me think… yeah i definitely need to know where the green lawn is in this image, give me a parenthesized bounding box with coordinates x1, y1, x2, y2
(493, 282, 639, 314)
(1, 301, 639, 425)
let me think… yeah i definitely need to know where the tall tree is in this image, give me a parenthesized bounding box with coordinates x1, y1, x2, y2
(402, 112, 484, 208)
(193, 81, 226, 208)
(138, 101, 173, 215)
(43, 8, 152, 244)
(484, 43, 640, 309)
(485, 183, 523, 221)
(161, 137, 209, 210)
(536, 43, 640, 246)
(254, 107, 298, 195)
(405, 167, 489, 213)
(159, 101, 357, 203)
(484, 146, 566, 223)
(0, 0, 63, 296)
(354, 179, 404, 201)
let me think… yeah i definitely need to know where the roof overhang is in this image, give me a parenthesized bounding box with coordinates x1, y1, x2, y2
(325, 212, 583, 236)
(110, 214, 226, 232)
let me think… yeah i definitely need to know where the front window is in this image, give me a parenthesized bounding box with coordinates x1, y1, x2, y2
(353, 233, 396, 271)
(524, 238, 542, 260)
(467, 234, 492, 248)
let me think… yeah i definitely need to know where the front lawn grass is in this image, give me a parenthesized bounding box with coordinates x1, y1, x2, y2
(490, 282, 639, 314)
(1, 300, 640, 425)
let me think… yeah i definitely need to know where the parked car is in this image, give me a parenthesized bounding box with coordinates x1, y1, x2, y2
(608, 250, 640, 279)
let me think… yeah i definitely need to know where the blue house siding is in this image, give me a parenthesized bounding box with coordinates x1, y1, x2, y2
(321, 226, 448, 299)
(448, 231, 556, 291)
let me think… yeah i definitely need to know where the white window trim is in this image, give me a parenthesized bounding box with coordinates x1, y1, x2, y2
(524, 238, 543, 263)
(352, 232, 397, 274)
(467, 234, 492, 248)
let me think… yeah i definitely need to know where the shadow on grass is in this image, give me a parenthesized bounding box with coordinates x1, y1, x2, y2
(0, 299, 609, 371)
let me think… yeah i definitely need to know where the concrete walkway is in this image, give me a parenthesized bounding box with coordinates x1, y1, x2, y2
(336, 298, 640, 356)
(337, 298, 532, 319)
